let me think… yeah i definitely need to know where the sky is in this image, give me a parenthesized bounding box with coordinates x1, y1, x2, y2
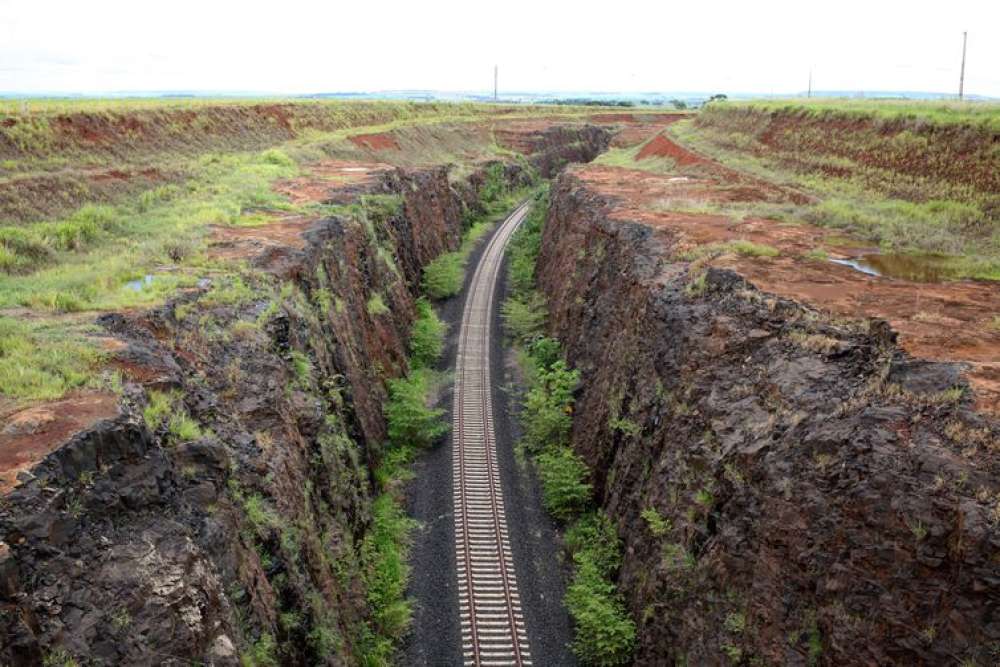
(1, 0, 998, 97)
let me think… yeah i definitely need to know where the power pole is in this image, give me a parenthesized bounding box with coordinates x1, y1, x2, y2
(494, 65, 498, 102)
(807, 69, 813, 98)
(958, 31, 967, 100)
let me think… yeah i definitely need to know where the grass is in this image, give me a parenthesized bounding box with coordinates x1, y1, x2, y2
(0, 316, 102, 401)
(669, 104, 1000, 280)
(733, 98, 1000, 131)
(680, 239, 780, 261)
(366, 293, 389, 316)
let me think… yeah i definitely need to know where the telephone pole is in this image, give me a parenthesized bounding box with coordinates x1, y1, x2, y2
(493, 65, 498, 102)
(807, 69, 813, 98)
(958, 31, 967, 100)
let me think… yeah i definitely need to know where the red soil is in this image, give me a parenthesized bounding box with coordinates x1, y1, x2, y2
(349, 132, 400, 151)
(574, 137, 1000, 414)
(636, 133, 706, 166)
(0, 392, 119, 493)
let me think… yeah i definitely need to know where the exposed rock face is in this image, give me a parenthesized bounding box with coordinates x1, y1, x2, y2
(0, 159, 543, 665)
(537, 169, 1000, 666)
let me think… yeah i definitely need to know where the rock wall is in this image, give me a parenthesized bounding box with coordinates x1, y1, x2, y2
(537, 169, 1000, 666)
(0, 162, 528, 666)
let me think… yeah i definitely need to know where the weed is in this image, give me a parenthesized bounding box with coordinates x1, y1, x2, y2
(724, 612, 747, 634)
(143, 390, 176, 430)
(168, 413, 203, 442)
(640, 508, 671, 537)
(788, 331, 842, 354)
(0, 316, 101, 401)
(501, 290, 548, 343)
(42, 649, 79, 667)
(290, 350, 312, 387)
(241, 633, 278, 667)
(609, 417, 642, 437)
(366, 293, 389, 316)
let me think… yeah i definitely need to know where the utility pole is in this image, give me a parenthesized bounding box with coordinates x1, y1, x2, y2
(807, 69, 812, 98)
(494, 65, 498, 102)
(958, 31, 967, 100)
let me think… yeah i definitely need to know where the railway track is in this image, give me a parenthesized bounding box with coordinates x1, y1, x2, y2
(453, 201, 533, 667)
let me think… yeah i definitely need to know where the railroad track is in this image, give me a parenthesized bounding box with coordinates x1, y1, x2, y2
(453, 201, 533, 667)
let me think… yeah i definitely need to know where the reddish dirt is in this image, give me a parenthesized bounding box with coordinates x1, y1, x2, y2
(635, 133, 706, 166)
(0, 391, 119, 493)
(349, 132, 400, 151)
(573, 135, 1000, 414)
(273, 159, 393, 206)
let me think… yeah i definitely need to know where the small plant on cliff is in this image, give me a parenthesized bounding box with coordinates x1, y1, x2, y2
(385, 369, 448, 448)
(241, 632, 278, 667)
(640, 508, 671, 537)
(143, 390, 176, 430)
(366, 293, 390, 316)
(168, 413, 203, 443)
(408, 298, 446, 368)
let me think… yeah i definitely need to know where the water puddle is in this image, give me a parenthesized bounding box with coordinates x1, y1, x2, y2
(124, 274, 155, 292)
(830, 253, 960, 283)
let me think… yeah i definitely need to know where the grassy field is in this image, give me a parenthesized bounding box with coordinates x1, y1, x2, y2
(668, 100, 1000, 280)
(732, 97, 1000, 130)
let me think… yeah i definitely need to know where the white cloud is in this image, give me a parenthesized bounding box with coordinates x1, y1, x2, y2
(0, 0, 997, 96)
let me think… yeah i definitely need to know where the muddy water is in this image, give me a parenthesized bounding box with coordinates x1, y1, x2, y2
(831, 253, 962, 282)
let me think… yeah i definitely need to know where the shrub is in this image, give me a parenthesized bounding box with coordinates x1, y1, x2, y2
(565, 557, 636, 666)
(564, 514, 636, 665)
(421, 251, 464, 299)
(261, 148, 295, 167)
(385, 370, 448, 448)
(241, 633, 278, 667)
(537, 446, 592, 521)
(640, 508, 671, 537)
(521, 360, 579, 452)
(501, 291, 548, 344)
(409, 298, 446, 368)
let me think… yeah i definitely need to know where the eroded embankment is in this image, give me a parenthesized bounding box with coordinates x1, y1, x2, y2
(537, 169, 1000, 665)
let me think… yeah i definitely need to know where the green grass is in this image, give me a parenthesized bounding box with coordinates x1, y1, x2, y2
(168, 413, 203, 442)
(0, 316, 102, 401)
(680, 239, 780, 261)
(142, 390, 175, 430)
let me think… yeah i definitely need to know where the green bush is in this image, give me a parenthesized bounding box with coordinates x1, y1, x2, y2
(409, 298, 446, 368)
(501, 291, 548, 344)
(421, 251, 464, 299)
(360, 493, 416, 662)
(537, 446, 592, 521)
(521, 359, 579, 452)
(366, 293, 389, 316)
(564, 512, 635, 665)
(385, 369, 448, 448)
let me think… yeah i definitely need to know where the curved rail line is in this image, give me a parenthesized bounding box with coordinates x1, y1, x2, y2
(453, 201, 533, 667)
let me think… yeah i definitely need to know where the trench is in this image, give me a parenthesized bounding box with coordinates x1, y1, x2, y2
(404, 202, 576, 666)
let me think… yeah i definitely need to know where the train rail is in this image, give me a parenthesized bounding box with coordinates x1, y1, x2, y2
(452, 202, 532, 667)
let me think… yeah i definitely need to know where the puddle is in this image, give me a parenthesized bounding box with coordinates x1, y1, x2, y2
(830, 253, 960, 282)
(124, 274, 155, 292)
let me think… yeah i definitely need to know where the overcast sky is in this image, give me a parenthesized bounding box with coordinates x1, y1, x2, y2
(1, 0, 998, 97)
